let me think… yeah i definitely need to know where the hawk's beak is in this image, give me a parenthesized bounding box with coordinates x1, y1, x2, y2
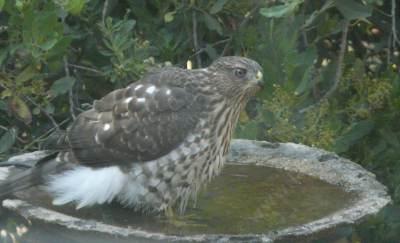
(255, 71, 264, 89)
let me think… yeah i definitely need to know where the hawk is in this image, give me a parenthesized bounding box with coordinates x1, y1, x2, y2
(0, 56, 263, 214)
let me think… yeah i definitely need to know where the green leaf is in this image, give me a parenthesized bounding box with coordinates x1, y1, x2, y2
(0, 0, 4, 11)
(15, 66, 37, 84)
(0, 128, 17, 154)
(205, 44, 217, 59)
(0, 48, 8, 67)
(47, 37, 72, 59)
(45, 103, 55, 114)
(203, 14, 223, 35)
(32, 107, 40, 115)
(120, 19, 136, 33)
(294, 47, 317, 66)
(164, 11, 176, 23)
(210, 0, 228, 14)
(9, 96, 32, 124)
(15, 0, 23, 10)
(335, 0, 372, 20)
(379, 128, 400, 149)
(369, 139, 387, 158)
(0, 100, 6, 111)
(50, 76, 76, 96)
(259, 0, 303, 18)
(303, 0, 335, 28)
(260, 5, 291, 18)
(334, 120, 375, 153)
(65, 0, 86, 15)
(295, 66, 314, 95)
(40, 38, 58, 51)
(1, 89, 12, 99)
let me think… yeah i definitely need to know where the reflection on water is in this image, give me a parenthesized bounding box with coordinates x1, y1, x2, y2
(0, 164, 356, 242)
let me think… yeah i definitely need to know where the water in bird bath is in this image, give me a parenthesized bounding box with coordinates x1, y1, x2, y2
(1, 163, 356, 241)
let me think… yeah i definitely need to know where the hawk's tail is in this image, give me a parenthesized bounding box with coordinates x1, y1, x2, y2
(0, 130, 71, 199)
(0, 151, 67, 199)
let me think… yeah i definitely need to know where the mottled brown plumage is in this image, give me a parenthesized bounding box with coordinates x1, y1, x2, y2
(0, 56, 263, 214)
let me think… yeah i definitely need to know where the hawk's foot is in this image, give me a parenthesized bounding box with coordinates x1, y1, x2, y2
(161, 206, 206, 228)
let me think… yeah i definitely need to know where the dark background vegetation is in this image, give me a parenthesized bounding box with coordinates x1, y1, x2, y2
(0, 0, 399, 242)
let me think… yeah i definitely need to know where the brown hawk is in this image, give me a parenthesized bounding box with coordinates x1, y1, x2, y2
(0, 56, 263, 214)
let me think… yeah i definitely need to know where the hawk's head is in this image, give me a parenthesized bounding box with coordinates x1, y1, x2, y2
(207, 56, 264, 99)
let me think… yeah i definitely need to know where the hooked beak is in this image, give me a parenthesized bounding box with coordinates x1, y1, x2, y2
(255, 71, 264, 89)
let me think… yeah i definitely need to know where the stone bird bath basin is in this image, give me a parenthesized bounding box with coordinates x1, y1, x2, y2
(0, 139, 391, 242)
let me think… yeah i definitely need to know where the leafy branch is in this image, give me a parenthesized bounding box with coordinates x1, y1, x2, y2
(300, 21, 349, 113)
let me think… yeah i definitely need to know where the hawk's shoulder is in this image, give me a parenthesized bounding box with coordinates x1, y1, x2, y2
(141, 66, 193, 87)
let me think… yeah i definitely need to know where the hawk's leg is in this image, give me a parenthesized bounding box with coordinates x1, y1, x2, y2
(161, 206, 205, 228)
(165, 205, 175, 218)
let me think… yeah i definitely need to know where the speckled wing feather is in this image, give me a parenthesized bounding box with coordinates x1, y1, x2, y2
(67, 68, 204, 167)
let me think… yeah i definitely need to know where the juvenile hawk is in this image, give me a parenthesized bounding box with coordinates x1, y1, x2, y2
(0, 56, 263, 214)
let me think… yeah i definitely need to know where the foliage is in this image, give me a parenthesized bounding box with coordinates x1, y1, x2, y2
(0, 0, 399, 241)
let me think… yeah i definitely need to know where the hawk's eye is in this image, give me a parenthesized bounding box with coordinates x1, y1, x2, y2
(234, 68, 247, 78)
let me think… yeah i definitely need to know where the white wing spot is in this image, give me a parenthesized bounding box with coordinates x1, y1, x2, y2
(186, 134, 196, 143)
(134, 84, 143, 91)
(137, 97, 146, 103)
(103, 123, 111, 131)
(94, 134, 100, 144)
(170, 151, 180, 161)
(124, 97, 133, 103)
(166, 89, 171, 95)
(145, 86, 157, 94)
(0, 167, 10, 181)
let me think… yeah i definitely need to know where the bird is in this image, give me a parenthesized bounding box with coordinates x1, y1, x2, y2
(0, 56, 263, 214)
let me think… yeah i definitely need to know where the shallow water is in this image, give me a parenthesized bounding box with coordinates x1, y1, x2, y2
(0, 164, 356, 241)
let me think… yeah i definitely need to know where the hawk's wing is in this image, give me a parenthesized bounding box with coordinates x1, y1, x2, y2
(67, 71, 204, 167)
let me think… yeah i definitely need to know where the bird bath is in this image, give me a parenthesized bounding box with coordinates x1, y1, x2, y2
(0, 139, 391, 242)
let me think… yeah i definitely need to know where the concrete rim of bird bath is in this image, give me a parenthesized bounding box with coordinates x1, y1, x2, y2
(1, 139, 392, 242)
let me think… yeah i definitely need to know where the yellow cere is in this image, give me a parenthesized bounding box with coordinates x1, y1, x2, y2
(256, 71, 263, 81)
(186, 60, 193, 70)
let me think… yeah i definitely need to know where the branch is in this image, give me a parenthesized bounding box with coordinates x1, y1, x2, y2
(24, 95, 60, 131)
(102, 0, 109, 24)
(301, 0, 309, 48)
(299, 21, 350, 114)
(188, 38, 230, 59)
(321, 22, 349, 99)
(387, 32, 392, 65)
(221, 4, 261, 56)
(21, 118, 70, 152)
(0, 125, 27, 144)
(392, 0, 400, 46)
(192, 10, 202, 68)
(64, 57, 76, 120)
(68, 64, 104, 75)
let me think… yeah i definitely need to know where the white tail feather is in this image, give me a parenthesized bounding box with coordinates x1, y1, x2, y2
(47, 166, 127, 209)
